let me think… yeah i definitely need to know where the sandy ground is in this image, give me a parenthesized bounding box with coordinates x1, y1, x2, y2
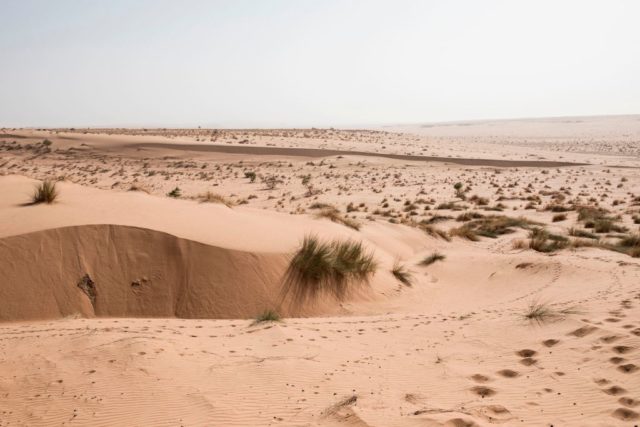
(1, 116, 639, 426)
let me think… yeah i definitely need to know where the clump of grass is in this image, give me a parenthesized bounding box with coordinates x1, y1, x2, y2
(167, 187, 181, 198)
(281, 235, 377, 303)
(32, 180, 58, 204)
(253, 309, 281, 324)
(419, 252, 445, 266)
(391, 262, 413, 286)
(521, 301, 580, 324)
(315, 207, 360, 230)
(199, 191, 234, 207)
(528, 227, 568, 253)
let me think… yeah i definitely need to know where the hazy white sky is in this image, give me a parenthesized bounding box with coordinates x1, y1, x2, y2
(1, 0, 639, 127)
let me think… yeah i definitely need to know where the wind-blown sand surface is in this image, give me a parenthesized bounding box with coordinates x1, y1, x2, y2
(1, 117, 639, 426)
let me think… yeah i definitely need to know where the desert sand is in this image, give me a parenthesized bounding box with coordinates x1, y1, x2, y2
(1, 116, 639, 426)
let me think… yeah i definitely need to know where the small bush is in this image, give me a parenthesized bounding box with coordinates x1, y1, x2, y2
(32, 181, 58, 204)
(419, 252, 445, 266)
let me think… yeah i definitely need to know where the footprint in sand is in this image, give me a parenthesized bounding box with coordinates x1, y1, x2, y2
(619, 397, 638, 408)
(617, 363, 638, 374)
(612, 345, 634, 354)
(470, 374, 491, 383)
(470, 386, 496, 398)
(568, 325, 598, 337)
(542, 339, 559, 347)
(516, 349, 537, 358)
(602, 385, 627, 396)
(497, 369, 519, 378)
(611, 407, 638, 421)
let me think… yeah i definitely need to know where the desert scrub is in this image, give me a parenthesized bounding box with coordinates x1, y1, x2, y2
(32, 180, 58, 204)
(521, 301, 580, 324)
(281, 235, 377, 303)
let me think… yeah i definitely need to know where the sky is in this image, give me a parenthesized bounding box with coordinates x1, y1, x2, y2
(1, 0, 639, 128)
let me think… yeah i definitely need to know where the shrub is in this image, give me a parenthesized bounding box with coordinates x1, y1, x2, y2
(281, 235, 377, 303)
(419, 252, 445, 266)
(32, 181, 58, 204)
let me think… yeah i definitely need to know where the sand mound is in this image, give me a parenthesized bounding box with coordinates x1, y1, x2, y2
(0, 224, 357, 321)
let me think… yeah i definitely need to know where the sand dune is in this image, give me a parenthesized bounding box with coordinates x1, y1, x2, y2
(1, 119, 639, 426)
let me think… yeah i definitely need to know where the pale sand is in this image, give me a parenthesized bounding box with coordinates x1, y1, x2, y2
(0, 116, 639, 426)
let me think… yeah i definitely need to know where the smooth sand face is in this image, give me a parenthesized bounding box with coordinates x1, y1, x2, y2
(1, 117, 639, 426)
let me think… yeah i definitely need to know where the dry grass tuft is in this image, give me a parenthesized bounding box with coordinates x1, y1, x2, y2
(521, 301, 581, 324)
(391, 262, 414, 286)
(419, 252, 445, 266)
(32, 181, 58, 204)
(281, 235, 377, 303)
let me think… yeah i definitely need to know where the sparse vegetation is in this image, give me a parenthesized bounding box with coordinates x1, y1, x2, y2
(281, 235, 377, 303)
(31, 181, 58, 204)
